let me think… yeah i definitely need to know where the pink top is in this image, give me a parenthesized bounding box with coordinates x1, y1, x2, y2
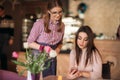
(69, 48, 102, 79)
(27, 19, 65, 45)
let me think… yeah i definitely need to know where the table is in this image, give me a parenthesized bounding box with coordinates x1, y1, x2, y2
(44, 75, 107, 80)
(44, 75, 70, 80)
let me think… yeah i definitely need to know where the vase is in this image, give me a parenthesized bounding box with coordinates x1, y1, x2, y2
(31, 73, 40, 80)
(27, 71, 43, 80)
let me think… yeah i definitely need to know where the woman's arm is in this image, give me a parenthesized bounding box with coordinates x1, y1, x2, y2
(67, 50, 78, 79)
(89, 52, 102, 79)
(28, 42, 40, 50)
(55, 43, 62, 55)
(78, 52, 102, 79)
(27, 20, 42, 50)
(67, 68, 79, 79)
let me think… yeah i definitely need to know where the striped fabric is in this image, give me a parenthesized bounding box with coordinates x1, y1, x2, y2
(27, 19, 65, 45)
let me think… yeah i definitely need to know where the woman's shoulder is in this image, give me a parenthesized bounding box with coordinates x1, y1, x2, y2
(34, 18, 44, 24)
(32, 19, 44, 29)
(70, 49, 76, 54)
(92, 50, 102, 61)
(70, 49, 76, 58)
(93, 49, 101, 55)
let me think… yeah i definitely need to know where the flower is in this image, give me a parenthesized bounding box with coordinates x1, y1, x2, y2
(44, 46, 51, 53)
(23, 42, 29, 49)
(12, 51, 19, 58)
(44, 46, 57, 58)
(12, 43, 57, 75)
(49, 50, 57, 58)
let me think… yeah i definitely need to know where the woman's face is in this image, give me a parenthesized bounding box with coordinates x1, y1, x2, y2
(77, 32, 89, 49)
(48, 6, 63, 22)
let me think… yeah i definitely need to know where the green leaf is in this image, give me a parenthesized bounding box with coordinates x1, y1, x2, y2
(12, 48, 52, 75)
(18, 69, 27, 76)
(11, 60, 26, 67)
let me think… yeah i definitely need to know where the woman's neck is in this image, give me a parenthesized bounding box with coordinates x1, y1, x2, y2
(82, 48, 87, 52)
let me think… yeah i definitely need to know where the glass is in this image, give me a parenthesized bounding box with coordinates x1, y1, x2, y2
(50, 10, 63, 15)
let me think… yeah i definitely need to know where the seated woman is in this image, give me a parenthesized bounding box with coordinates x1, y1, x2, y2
(67, 25, 102, 79)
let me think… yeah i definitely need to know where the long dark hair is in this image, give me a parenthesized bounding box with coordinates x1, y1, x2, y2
(116, 25, 120, 39)
(43, 0, 63, 33)
(75, 25, 100, 66)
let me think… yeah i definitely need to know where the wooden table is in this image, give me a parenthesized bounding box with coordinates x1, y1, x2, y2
(44, 75, 71, 80)
(43, 75, 107, 80)
(43, 76, 86, 80)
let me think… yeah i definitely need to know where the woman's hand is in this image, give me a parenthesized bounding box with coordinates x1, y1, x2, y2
(78, 71, 90, 78)
(67, 67, 79, 79)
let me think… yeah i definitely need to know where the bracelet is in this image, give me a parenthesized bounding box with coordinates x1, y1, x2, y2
(39, 45, 44, 52)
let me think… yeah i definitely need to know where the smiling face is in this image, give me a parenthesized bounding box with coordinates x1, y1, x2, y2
(77, 32, 89, 49)
(48, 6, 63, 23)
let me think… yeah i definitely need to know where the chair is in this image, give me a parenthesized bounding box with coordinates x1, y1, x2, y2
(0, 70, 26, 80)
(102, 61, 113, 79)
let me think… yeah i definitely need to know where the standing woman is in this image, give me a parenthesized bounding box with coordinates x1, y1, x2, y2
(27, 0, 65, 77)
(67, 26, 102, 79)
